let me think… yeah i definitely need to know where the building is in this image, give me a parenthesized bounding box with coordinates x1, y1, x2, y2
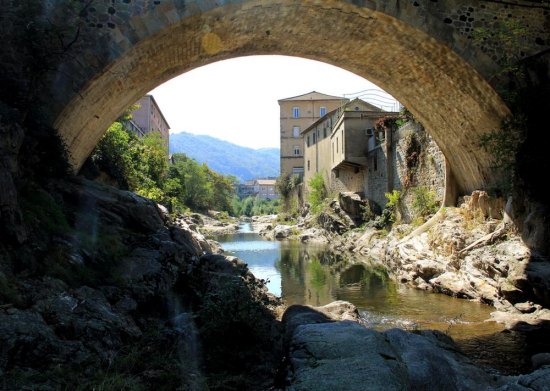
(237, 178, 279, 200)
(302, 97, 446, 222)
(253, 179, 279, 200)
(237, 180, 256, 198)
(278, 91, 347, 180)
(127, 95, 170, 147)
(302, 98, 394, 196)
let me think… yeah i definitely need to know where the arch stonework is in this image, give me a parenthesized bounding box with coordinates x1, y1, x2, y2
(35, 0, 548, 194)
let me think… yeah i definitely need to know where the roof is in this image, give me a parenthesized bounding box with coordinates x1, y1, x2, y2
(278, 91, 347, 102)
(255, 179, 277, 185)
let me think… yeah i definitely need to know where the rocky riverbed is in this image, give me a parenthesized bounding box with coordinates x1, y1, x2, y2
(2, 179, 550, 389)
(258, 194, 550, 332)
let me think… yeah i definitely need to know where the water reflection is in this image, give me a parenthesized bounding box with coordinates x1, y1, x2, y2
(216, 223, 501, 339)
(214, 222, 547, 375)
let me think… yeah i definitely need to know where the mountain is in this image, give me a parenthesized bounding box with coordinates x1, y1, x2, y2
(169, 132, 280, 182)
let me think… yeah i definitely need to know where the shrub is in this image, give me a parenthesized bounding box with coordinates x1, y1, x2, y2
(412, 186, 439, 219)
(308, 173, 327, 214)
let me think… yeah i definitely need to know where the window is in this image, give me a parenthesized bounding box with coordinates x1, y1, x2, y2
(323, 127, 327, 138)
(292, 167, 304, 180)
(307, 160, 310, 171)
(336, 137, 339, 153)
(294, 145, 301, 156)
(312, 132, 316, 144)
(307, 135, 310, 147)
(320, 107, 327, 117)
(292, 107, 300, 118)
(293, 126, 300, 138)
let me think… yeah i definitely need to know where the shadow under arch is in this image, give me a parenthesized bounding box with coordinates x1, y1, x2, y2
(53, 0, 510, 196)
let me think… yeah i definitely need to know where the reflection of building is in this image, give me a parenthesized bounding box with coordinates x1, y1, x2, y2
(278, 91, 347, 180)
(237, 178, 279, 200)
(302, 98, 395, 197)
(127, 95, 170, 147)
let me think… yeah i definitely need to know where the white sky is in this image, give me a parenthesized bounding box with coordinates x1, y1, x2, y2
(149, 55, 397, 150)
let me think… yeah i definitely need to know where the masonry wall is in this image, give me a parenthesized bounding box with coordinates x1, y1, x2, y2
(330, 167, 365, 194)
(366, 121, 446, 222)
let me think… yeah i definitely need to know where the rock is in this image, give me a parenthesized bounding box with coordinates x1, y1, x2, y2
(531, 352, 550, 370)
(492, 366, 550, 390)
(282, 307, 507, 390)
(460, 190, 505, 220)
(338, 192, 363, 220)
(316, 300, 360, 322)
(273, 224, 294, 239)
(515, 301, 537, 314)
(0, 309, 91, 370)
(0, 116, 26, 243)
(299, 227, 329, 243)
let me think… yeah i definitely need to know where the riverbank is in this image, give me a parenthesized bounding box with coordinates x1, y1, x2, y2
(0, 177, 283, 390)
(255, 195, 550, 332)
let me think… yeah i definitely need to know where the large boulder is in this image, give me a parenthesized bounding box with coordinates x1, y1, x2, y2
(339, 192, 381, 223)
(282, 305, 508, 390)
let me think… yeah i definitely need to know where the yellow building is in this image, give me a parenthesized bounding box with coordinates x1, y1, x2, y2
(278, 91, 347, 180)
(302, 98, 394, 197)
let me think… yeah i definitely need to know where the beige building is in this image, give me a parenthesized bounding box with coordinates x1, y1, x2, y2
(303, 98, 395, 196)
(254, 179, 279, 200)
(278, 91, 347, 179)
(129, 95, 170, 146)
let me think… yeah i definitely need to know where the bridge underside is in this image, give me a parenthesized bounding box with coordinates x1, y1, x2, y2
(52, 1, 510, 195)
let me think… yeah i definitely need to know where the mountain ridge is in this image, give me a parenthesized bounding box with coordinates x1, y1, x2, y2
(169, 132, 280, 182)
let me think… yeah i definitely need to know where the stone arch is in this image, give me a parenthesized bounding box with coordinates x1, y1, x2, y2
(52, 0, 512, 195)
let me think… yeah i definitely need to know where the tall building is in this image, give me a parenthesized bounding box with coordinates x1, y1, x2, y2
(278, 91, 347, 180)
(128, 95, 170, 146)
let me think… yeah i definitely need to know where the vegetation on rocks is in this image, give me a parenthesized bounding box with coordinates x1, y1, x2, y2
(307, 172, 328, 214)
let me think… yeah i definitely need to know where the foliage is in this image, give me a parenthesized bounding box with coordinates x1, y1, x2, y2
(233, 196, 280, 217)
(372, 190, 402, 229)
(411, 186, 439, 219)
(374, 115, 398, 133)
(277, 173, 302, 219)
(89, 122, 237, 213)
(276, 173, 301, 199)
(396, 106, 415, 128)
(164, 153, 237, 213)
(473, 19, 529, 76)
(307, 173, 327, 214)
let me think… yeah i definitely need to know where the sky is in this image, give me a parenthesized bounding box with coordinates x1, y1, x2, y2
(149, 55, 398, 150)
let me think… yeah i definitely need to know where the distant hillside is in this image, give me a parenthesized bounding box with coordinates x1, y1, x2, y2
(169, 132, 280, 182)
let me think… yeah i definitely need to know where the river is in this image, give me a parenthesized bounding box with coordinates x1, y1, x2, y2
(214, 222, 544, 375)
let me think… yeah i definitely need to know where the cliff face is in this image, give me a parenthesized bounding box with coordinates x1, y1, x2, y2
(0, 177, 282, 390)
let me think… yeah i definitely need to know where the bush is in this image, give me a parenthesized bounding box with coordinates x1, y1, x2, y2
(412, 186, 439, 219)
(371, 190, 401, 229)
(308, 173, 327, 214)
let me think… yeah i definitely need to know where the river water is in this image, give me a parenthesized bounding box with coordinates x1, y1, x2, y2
(215, 222, 544, 375)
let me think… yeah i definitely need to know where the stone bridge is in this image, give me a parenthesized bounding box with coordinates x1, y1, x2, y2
(2, 0, 549, 196)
